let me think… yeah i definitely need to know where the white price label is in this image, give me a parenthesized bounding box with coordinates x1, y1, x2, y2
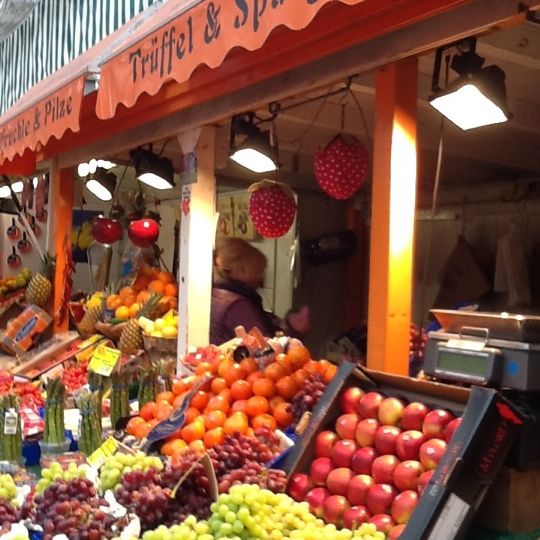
(4, 409, 17, 435)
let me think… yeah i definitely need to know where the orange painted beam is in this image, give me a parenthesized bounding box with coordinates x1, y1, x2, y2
(51, 164, 74, 333)
(367, 59, 418, 375)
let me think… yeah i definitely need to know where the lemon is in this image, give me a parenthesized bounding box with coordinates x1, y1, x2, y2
(154, 318, 165, 331)
(162, 326, 178, 338)
(150, 330, 163, 338)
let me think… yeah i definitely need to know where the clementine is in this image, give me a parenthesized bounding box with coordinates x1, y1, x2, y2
(275, 376, 299, 400)
(252, 413, 277, 431)
(252, 378, 276, 398)
(246, 395, 269, 417)
(139, 402, 157, 421)
(230, 380, 252, 401)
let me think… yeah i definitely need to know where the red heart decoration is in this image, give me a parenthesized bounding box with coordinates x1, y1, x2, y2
(248, 182, 296, 239)
(314, 135, 370, 200)
(181, 198, 190, 216)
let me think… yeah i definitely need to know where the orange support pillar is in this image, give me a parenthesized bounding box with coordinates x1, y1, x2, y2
(367, 58, 418, 374)
(50, 162, 74, 333)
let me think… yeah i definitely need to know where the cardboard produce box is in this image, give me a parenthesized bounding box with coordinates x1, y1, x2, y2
(283, 363, 524, 540)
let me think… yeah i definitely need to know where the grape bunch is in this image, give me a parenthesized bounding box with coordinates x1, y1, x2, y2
(36, 461, 90, 495)
(100, 451, 163, 490)
(409, 323, 427, 361)
(0, 474, 18, 505)
(291, 374, 328, 425)
(0, 498, 20, 531)
(218, 462, 287, 494)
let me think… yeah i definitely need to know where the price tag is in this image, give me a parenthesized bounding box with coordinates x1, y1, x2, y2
(87, 436, 118, 468)
(89, 345, 121, 376)
(4, 409, 17, 435)
(78, 334, 104, 349)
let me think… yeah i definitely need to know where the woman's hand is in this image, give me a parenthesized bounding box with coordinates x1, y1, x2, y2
(287, 305, 310, 334)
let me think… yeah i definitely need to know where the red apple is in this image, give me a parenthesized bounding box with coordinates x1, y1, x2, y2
(419, 439, 447, 470)
(378, 397, 405, 426)
(422, 409, 455, 439)
(357, 392, 385, 419)
(372, 455, 400, 485)
(393, 460, 424, 492)
(128, 217, 160, 247)
(374, 425, 401, 455)
(369, 514, 396, 534)
(388, 524, 407, 540)
(331, 439, 359, 468)
(288, 473, 314, 501)
(355, 418, 380, 448)
(366, 484, 397, 515)
(327, 467, 354, 496)
(335, 413, 360, 440)
(347, 474, 375, 506)
(340, 387, 365, 414)
(418, 470, 434, 495)
(343, 506, 371, 530)
(310, 457, 335, 485)
(443, 417, 462, 443)
(351, 447, 379, 475)
(91, 216, 122, 244)
(401, 402, 430, 431)
(323, 495, 351, 526)
(391, 490, 418, 524)
(315, 431, 340, 458)
(395, 430, 426, 461)
(306, 487, 330, 517)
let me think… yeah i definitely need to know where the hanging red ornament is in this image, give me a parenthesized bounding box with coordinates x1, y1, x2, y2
(314, 134, 370, 200)
(248, 180, 296, 239)
(128, 217, 160, 247)
(91, 216, 123, 244)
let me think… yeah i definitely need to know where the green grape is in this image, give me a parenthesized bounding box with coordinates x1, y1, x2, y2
(36, 463, 89, 495)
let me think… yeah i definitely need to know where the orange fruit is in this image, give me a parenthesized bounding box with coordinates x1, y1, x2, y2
(223, 364, 246, 387)
(211, 377, 227, 394)
(324, 363, 337, 382)
(129, 302, 141, 318)
(191, 390, 210, 411)
(275, 353, 293, 374)
(148, 280, 165, 294)
(252, 378, 276, 399)
(164, 283, 178, 297)
(252, 413, 277, 431)
(231, 399, 248, 414)
(273, 402, 294, 428)
(157, 271, 175, 285)
(204, 427, 225, 447)
(246, 395, 269, 417)
(157, 391, 175, 404)
(185, 406, 201, 424)
(239, 357, 258, 375)
(247, 372, 264, 384)
(189, 440, 206, 453)
(269, 395, 286, 413)
(161, 440, 175, 456)
(304, 360, 320, 375)
(115, 306, 130, 320)
(317, 360, 332, 375)
(286, 346, 311, 370)
(119, 286, 135, 300)
(206, 395, 230, 414)
(156, 403, 173, 421)
(230, 380, 252, 401)
(181, 420, 205, 443)
(293, 369, 309, 387)
(219, 388, 232, 404)
(132, 276, 150, 292)
(246, 427, 255, 437)
(195, 362, 213, 376)
(139, 402, 157, 421)
(276, 376, 299, 400)
(106, 294, 121, 310)
(172, 379, 189, 396)
(173, 395, 185, 409)
(134, 422, 150, 439)
(169, 439, 188, 456)
(137, 290, 151, 304)
(224, 412, 249, 435)
(123, 295, 137, 308)
(218, 358, 235, 378)
(126, 416, 146, 436)
(264, 362, 288, 382)
(204, 410, 227, 430)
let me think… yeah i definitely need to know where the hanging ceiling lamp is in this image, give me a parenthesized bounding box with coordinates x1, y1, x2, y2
(130, 147, 175, 190)
(85, 167, 117, 201)
(429, 37, 510, 131)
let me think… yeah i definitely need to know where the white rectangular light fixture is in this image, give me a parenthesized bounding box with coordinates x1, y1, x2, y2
(230, 148, 278, 173)
(86, 179, 113, 201)
(138, 172, 175, 190)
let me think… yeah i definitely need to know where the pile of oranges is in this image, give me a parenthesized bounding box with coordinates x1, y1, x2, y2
(105, 265, 178, 321)
(126, 345, 337, 460)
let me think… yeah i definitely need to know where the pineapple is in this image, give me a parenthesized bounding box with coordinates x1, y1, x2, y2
(118, 293, 161, 353)
(78, 303, 103, 337)
(26, 253, 56, 307)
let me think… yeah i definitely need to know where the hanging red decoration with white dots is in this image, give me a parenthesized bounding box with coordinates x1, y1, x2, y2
(314, 134, 370, 200)
(248, 180, 296, 239)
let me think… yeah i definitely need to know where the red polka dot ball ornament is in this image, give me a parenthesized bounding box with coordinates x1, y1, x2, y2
(248, 180, 296, 239)
(314, 134, 370, 200)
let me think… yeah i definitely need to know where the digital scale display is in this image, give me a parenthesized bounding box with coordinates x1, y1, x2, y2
(434, 345, 500, 384)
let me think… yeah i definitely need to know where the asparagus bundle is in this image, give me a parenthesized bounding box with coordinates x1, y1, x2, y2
(137, 368, 157, 408)
(44, 377, 66, 445)
(0, 395, 22, 462)
(77, 391, 102, 456)
(110, 372, 130, 429)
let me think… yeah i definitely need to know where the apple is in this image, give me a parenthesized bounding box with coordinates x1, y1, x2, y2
(323, 495, 351, 526)
(331, 439, 359, 468)
(419, 439, 447, 470)
(378, 397, 405, 426)
(91, 216, 122, 244)
(347, 474, 375, 506)
(315, 431, 340, 458)
(418, 470, 434, 495)
(310, 457, 335, 485)
(391, 490, 418, 524)
(352, 447, 379, 475)
(340, 387, 365, 414)
(335, 413, 360, 440)
(306, 487, 330, 517)
(366, 483, 397, 515)
(389, 524, 407, 539)
(357, 392, 384, 419)
(401, 402, 430, 431)
(374, 425, 401, 455)
(355, 418, 380, 448)
(343, 506, 371, 530)
(443, 417, 462, 443)
(393, 460, 424, 492)
(395, 430, 425, 461)
(128, 217, 160, 247)
(372, 455, 400, 485)
(422, 409, 455, 439)
(369, 514, 396, 534)
(326, 467, 354, 496)
(288, 473, 314, 501)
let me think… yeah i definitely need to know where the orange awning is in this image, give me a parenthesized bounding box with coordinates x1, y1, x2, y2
(95, 0, 366, 120)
